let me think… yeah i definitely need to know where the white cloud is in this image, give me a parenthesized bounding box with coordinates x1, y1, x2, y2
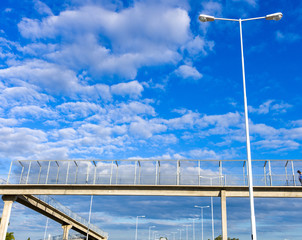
(249, 100, 292, 114)
(254, 139, 299, 151)
(129, 117, 167, 139)
(0, 60, 80, 95)
(276, 31, 301, 43)
(0, 127, 47, 157)
(34, 0, 53, 16)
(231, 0, 258, 8)
(182, 36, 214, 56)
(57, 102, 105, 119)
(174, 65, 203, 80)
(201, 1, 222, 16)
(9, 105, 57, 119)
(111, 80, 144, 98)
(17, 4, 191, 79)
(189, 148, 219, 159)
(0, 86, 52, 108)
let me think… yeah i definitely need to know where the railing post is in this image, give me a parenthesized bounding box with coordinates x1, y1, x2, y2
(134, 160, 137, 185)
(93, 161, 97, 185)
(138, 161, 141, 185)
(25, 161, 32, 184)
(285, 161, 289, 186)
(291, 160, 296, 186)
(110, 161, 114, 185)
(66, 161, 70, 184)
(177, 160, 180, 185)
(86, 162, 90, 184)
(243, 161, 246, 186)
(155, 161, 158, 185)
(45, 161, 51, 184)
(37, 161, 42, 184)
(55, 161, 60, 184)
(263, 161, 267, 186)
(198, 160, 200, 185)
(115, 161, 119, 184)
(268, 160, 272, 186)
(18, 161, 24, 184)
(74, 161, 78, 184)
(158, 161, 161, 185)
(219, 161, 222, 186)
(6, 160, 13, 184)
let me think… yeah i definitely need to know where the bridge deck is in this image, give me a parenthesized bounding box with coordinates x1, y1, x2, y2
(1, 184, 302, 198)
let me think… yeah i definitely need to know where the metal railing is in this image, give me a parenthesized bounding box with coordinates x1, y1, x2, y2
(34, 195, 108, 238)
(39, 233, 85, 240)
(4, 159, 302, 187)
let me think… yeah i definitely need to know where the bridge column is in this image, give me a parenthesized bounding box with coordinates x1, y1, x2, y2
(62, 224, 72, 240)
(0, 195, 17, 240)
(220, 190, 227, 240)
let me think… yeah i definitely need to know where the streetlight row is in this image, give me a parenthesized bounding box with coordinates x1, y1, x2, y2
(135, 203, 213, 240)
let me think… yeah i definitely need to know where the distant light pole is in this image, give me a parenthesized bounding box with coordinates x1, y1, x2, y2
(177, 228, 183, 240)
(171, 232, 177, 240)
(135, 215, 145, 240)
(210, 197, 214, 240)
(183, 224, 191, 240)
(149, 226, 156, 240)
(199, 12, 283, 240)
(152, 231, 158, 240)
(192, 218, 198, 240)
(195, 205, 210, 240)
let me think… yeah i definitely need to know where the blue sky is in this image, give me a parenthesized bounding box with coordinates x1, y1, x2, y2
(0, 0, 302, 239)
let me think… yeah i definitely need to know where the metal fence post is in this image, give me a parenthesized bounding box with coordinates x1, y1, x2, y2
(268, 160, 272, 186)
(291, 160, 296, 186)
(26, 161, 32, 184)
(6, 160, 13, 184)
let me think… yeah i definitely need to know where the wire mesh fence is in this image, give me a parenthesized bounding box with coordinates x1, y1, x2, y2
(4, 159, 302, 187)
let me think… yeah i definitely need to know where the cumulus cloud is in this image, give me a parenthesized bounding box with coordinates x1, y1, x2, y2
(182, 36, 215, 56)
(174, 65, 203, 81)
(0, 127, 47, 157)
(17, 3, 191, 79)
(276, 31, 301, 43)
(57, 102, 105, 119)
(129, 118, 167, 139)
(111, 81, 144, 98)
(249, 100, 292, 114)
(9, 105, 57, 119)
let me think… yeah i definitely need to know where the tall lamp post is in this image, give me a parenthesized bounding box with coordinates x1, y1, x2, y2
(195, 205, 210, 240)
(198, 12, 283, 240)
(135, 215, 145, 240)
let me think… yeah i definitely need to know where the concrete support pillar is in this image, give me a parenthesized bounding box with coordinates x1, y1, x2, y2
(220, 190, 227, 240)
(0, 195, 17, 240)
(62, 224, 72, 240)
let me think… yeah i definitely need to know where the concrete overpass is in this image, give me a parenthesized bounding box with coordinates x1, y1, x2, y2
(0, 194, 108, 240)
(1, 159, 302, 240)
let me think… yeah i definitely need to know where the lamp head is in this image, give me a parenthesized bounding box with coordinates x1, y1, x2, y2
(265, 12, 283, 21)
(199, 14, 215, 22)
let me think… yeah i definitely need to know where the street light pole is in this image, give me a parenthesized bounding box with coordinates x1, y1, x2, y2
(183, 224, 191, 240)
(149, 226, 156, 240)
(195, 205, 210, 240)
(199, 12, 282, 240)
(135, 215, 145, 240)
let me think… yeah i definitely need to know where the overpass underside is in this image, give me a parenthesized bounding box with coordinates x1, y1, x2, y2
(0, 184, 302, 198)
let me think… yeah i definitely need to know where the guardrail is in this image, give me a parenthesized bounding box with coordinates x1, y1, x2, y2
(34, 195, 108, 239)
(4, 159, 302, 187)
